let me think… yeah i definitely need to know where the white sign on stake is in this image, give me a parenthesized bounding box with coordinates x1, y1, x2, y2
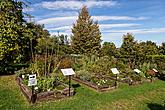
(61, 68, 75, 76)
(133, 69, 141, 73)
(111, 68, 120, 74)
(153, 68, 158, 73)
(28, 74, 37, 86)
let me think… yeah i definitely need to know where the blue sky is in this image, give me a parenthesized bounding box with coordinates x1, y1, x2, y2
(24, 0, 165, 47)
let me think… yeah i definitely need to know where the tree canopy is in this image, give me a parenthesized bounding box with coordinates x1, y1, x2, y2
(0, 0, 27, 73)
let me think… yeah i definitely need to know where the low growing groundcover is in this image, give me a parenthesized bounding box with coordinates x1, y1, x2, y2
(0, 75, 165, 110)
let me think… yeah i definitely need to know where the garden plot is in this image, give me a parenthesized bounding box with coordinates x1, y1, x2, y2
(71, 56, 160, 91)
(16, 76, 74, 103)
(72, 76, 116, 92)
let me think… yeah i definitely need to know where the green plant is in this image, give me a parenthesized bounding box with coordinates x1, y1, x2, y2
(37, 77, 55, 92)
(131, 74, 142, 82)
(29, 60, 45, 77)
(140, 62, 151, 78)
(15, 68, 31, 78)
(90, 56, 114, 75)
(76, 70, 92, 81)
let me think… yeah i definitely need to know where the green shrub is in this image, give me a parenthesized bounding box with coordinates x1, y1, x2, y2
(131, 74, 142, 81)
(76, 70, 92, 81)
(37, 77, 55, 92)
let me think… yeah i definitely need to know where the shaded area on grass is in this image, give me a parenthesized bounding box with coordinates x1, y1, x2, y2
(72, 83, 81, 89)
(147, 103, 165, 110)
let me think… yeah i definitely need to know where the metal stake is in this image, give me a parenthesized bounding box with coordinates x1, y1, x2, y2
(69, 75, 71, 96)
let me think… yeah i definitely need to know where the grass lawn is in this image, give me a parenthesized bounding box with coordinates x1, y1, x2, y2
(0, 75, 165, 110)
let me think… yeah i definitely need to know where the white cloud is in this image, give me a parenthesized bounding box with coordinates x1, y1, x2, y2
(40, 1, 118, 10)
(37, 11, 78, 19)
(93, 16, 147, 21)
(47, 23, 141, 32)
(103, 28, 165, 34)
(37, 16, 77, 27)
(37, 15, 147, 27)
(23, 7, 34, 12)
(48, 26, 71, 31)
(100, 23, 141, 29)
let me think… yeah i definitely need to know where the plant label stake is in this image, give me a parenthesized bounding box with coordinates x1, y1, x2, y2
(61, 68, 75, 96)
(111, 68, 120, 89)
(28, 74, 37, 103)
(133, 69, 141, 74)
(69, 75, 71, 96)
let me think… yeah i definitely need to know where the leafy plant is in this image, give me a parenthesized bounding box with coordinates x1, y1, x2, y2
(29, 60, 45, 77)
(15, 68, 31, 78)
(37, 77, 55, 92)
(76, 69, 92, 81)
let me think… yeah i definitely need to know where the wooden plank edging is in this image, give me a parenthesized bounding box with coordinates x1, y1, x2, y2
(72, 77, 116, 92)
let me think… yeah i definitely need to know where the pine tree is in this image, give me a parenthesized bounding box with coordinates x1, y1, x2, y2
(71, 6, 101, 55)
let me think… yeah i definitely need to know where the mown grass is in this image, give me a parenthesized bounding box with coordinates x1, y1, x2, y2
(0, 75, 165, 110)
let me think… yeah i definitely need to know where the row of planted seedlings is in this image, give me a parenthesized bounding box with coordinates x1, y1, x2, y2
(15, 55, 74, 103)
(71, 55, 159, 92)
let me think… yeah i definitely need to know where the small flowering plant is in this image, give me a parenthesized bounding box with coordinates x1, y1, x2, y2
(95, 79, 115, 88)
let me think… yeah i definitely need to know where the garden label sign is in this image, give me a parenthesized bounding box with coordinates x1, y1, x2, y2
(133, 69, 141, 73)
(111, 68, 119, 89)
(153, 68, 158, 73)
(61, 68, 75, 76)
(61, 68, 75, 96)
(28, 74, 37, 86)
(111, 68, 120, 74)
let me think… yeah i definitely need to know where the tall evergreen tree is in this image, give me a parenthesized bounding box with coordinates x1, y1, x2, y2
(120, 33, 143, 68)
(139, 41, 158, 55)
(120, 33, 136, 57)
(71, 6, 101, 55)
(101, 42, 117, 57)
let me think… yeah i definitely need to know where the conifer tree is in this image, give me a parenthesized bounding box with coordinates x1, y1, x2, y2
(101, 42, 117, 57)
(71, 6, 101, 55)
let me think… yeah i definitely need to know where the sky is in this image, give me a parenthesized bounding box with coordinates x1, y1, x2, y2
(24, 0, 165, 47)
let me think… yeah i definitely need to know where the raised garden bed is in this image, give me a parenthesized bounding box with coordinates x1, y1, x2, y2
(72, 77, 116, 92)
(119, 77, 158, 86)
(16, 77, 74, 103)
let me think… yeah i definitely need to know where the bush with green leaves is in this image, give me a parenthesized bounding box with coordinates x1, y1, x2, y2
(76, 69, 92, 81)
(90, 56, 113, 75)
(37, 77, 57, 92)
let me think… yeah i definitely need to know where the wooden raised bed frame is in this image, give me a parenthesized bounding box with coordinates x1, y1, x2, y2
(72, 77, 116, 92)
(16, 77, 74, 103)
